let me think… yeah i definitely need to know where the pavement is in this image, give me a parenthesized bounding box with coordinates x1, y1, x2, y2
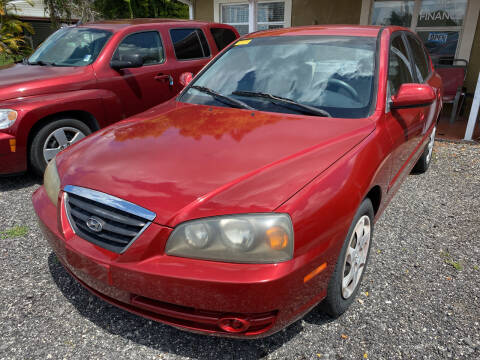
(0, 141, 479, 360)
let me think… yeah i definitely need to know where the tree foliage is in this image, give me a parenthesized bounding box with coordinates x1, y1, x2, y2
(44, 0, 188, 28)
(0, 0, 34, 61)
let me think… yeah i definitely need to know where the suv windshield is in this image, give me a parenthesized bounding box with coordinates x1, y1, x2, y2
(180, 36, 377, 118)
(28, 27, 112, 67)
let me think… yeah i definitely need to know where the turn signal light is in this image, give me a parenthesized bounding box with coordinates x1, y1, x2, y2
(266, 226, 288, 249)
(9, 138, 16, 152)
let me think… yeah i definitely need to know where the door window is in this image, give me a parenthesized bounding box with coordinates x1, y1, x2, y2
(388, 35, 414, 96)
(406, 35, 430, 82)
(371, 0, 414, 27)
(113, 31, 164, 65)
(170, 29, 211, 60)
(210, 27, 237, 51)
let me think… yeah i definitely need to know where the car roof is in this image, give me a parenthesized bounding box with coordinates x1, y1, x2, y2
(79, 18, 219, 31)
(246, 25, 386, 38)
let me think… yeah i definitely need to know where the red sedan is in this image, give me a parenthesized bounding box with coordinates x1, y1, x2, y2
(33, 25, 442, 338)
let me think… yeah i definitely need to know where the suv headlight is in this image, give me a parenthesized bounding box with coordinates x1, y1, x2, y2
(0, 109, 17, 129)
(165, 213, 294, 263)
(44, 159, 61, 206)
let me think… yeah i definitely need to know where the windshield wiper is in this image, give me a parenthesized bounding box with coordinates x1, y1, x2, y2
(27, 60, 63, 66)
(232, 90, 331, 118)
(27, 60, 50, 66)
(191, 86, 254, 110)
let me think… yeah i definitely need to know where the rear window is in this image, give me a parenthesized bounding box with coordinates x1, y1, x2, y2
(210, 27, 237, 51)
(170, 28, 211, 60)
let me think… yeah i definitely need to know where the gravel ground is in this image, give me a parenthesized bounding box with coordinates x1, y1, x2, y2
(1, 141, 479, 360)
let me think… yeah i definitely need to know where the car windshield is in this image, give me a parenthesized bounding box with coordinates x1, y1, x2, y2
(180, 35, 377, 118)
(28, 27, 112, 67)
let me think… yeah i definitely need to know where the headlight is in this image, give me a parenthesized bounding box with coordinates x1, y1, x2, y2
(0, 109, 17, 129)
(44, 158, 61, 206)
(165, 214, 294, 263)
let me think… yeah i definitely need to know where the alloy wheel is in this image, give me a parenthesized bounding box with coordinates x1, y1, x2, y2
(426, 126, 436, 164)
(43, 127, 86, 162)
(341, 215, 371, 299)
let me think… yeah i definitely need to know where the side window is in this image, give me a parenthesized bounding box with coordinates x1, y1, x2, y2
(388, 35, 414, 96)
(170, 28, 211, 60)
(113, 31, 164, 65)
(210, 27, 237, 51)
(407, 35, 430, 82)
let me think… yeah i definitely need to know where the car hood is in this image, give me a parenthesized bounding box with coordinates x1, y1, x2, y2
(0, 63, 94, 101)
(57, 103, 375, 227)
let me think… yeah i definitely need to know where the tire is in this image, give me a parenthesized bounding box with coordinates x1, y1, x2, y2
(321, 198, 374, 317)
(30, 118, 91, 176)
(411, 126, 436, 174)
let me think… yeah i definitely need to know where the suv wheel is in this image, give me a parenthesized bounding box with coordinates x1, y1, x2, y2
(30, 119, 91, 176)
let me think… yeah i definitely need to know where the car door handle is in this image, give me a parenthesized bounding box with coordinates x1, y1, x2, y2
(155, 74, 173, 86)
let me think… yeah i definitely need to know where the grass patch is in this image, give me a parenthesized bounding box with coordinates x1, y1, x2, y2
(1, 225, 29, 239)
(440, 250, 463, 271)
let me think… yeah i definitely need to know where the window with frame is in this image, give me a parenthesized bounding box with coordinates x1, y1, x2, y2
(170, 28, 211, 60)
(210, 27, 238, 51)
(388, 35, 414, 96)
(406, 34, 430, 82)
(113, 31, 164, 65)
(370, 0, 469, 64)
(220, 1, 287, 35)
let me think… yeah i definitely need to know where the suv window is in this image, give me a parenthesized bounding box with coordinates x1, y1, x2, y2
(210, 27, 237, 51)
(170, 28, 211, 60)
(406, 35, 430, 82)
(388, 35, 414, 96)
(113, 31, 164, 65)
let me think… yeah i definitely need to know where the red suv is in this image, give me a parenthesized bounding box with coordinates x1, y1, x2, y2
(0, 19, 238, 175)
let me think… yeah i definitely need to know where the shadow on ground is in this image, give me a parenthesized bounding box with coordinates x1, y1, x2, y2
(48, 252, 334, 359)
(0, 173, 41, 191)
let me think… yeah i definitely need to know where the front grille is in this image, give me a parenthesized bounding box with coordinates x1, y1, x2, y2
(64, 185, 156, 253)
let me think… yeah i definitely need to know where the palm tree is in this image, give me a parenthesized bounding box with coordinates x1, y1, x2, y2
(0, 0, 34, 62)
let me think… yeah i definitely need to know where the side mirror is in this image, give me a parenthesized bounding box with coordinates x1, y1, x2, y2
(390, 83, 435, 109)
(110, 54, 144, 70)
(179, 72, 194, 87)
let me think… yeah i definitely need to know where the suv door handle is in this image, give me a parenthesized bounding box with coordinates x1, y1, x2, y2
(155, 74, 173, 86)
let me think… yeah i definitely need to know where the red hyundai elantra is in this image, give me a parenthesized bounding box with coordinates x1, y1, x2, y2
(33, 25, 442, 338)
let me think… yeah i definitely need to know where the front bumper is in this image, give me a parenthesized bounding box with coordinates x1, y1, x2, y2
(33, 186, 330, 338)
(0, 132, 26, 175)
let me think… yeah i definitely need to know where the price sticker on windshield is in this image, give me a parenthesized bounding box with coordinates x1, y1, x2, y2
(235, 39, 252, 46)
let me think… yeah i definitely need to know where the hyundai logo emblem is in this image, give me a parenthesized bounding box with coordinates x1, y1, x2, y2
(86, 216, 103, 233)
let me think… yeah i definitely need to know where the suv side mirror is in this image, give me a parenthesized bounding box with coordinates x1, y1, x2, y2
(390, 83, 435, 109)
(111, 54, 144, 70)
(179, 72, 194, 87)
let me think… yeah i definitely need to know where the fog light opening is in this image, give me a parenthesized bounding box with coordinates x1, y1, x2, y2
(218, 317, 251, 333)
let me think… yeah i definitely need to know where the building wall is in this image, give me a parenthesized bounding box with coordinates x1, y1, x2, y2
(194, 0, 362, 25)
(194, 0, 214, 22)
(465, 18, 480, 94)
(7, 0, 47, 18)
(291, 0, 362, 26)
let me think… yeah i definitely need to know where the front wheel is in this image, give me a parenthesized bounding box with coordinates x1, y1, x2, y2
(411, 126, 436, 174)
(30, 119, 91, 176)
(321, 198, 374, 317)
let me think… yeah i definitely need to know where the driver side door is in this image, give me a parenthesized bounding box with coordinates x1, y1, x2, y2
(95, 30, 174, 118)
(384, 32, 425, 191)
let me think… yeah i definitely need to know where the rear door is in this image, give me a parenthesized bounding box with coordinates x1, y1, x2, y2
(163, 27, 213, 94)
(95, 30, 173, 118)
(384, 32, 425, 190)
